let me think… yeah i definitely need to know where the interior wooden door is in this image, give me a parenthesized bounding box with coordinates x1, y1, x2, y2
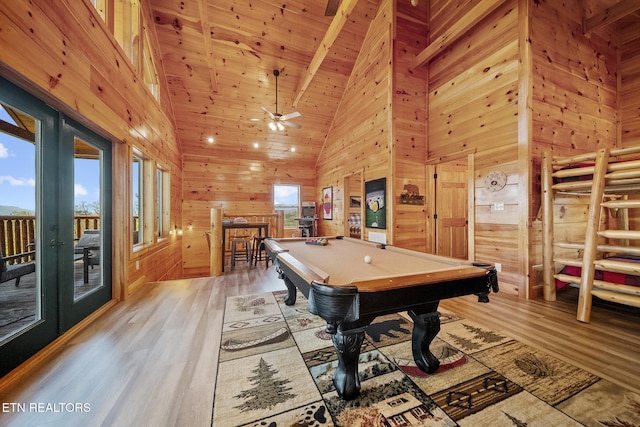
(435, 160, 468, 259)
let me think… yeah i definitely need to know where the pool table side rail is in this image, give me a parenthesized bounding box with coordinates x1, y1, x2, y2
(350, 266, 493, 292)
(265, 237, 495, 293)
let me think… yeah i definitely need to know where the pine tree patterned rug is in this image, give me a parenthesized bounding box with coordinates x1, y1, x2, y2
(212, 291, 640, 426)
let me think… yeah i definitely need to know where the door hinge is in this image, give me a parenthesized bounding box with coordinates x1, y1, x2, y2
(434, 173, 437, 179)
(434, 213, 438, 219)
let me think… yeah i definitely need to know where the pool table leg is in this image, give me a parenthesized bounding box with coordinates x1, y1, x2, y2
(282, 275, 297, 306)
(409, 302, 441, 374)
(331, 324, 367, 400)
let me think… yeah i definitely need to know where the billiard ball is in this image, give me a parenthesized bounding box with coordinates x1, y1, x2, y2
(364, 255, 372, 264)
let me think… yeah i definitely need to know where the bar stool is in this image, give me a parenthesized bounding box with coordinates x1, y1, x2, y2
(251, 236, 271, 268)
(231, 237, 251, 269)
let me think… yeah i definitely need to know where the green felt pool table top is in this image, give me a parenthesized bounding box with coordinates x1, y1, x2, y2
(264, 236, 493, 293)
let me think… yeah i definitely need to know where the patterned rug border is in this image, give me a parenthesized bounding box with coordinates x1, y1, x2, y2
(212, 291, 640, 426)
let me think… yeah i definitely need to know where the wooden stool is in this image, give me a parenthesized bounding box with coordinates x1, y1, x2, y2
(251, 236, 271, 268)
(231, 238, 251, 269)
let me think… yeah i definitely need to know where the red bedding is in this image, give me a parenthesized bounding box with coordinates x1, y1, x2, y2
(556, 255, 640, 289)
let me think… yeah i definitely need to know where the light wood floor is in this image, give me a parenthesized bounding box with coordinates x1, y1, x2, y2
(0, 264, 639, 426)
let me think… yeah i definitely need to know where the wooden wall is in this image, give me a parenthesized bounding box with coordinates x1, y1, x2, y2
(427, 0, 521, 295)
(315, 0, 394, 241)
(0, 0, 183, 299)
(620, 11, 640, 232)
(529, 0, 619, 297)
(181, 151, 315, 277)
(392, 1, 429, 252)
(620, 12, 640, 147)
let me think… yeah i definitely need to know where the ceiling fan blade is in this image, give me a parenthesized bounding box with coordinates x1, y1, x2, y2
(260, 105, 275, 119)
(283, 120, 302, 129)
(325, 0, 340, 16)
(280, 111, 301, 121)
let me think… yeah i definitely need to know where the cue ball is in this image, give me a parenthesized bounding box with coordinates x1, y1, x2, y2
(364, 255, 372, 264)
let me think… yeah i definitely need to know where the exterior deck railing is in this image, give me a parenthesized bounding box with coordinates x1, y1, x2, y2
(0, 215, 100, 265)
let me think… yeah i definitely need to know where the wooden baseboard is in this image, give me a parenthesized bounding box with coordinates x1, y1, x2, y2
(0, 299, 118, 394)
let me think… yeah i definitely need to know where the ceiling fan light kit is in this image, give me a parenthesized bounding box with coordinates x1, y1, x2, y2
(261, 69, 302, 131)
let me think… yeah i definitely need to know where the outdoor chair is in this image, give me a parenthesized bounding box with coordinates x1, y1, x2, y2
(1, 247, 36, 287)
(75, 230, 100, 284)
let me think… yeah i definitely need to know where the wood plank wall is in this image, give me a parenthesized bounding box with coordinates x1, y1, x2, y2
(181, 151, 315, 277)
(529, 0, 619, 297)
(315, 0, 394, 241)
(392, 1, 429, 252)
(0, 0, 183, 299)
(620, 14, 640, 232)
(428, 0, 521, 295)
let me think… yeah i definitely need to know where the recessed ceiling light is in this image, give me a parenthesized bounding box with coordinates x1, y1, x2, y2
(207, 137, 214, 144)
(253, 142, 259, 148)
(290, 147, 296, 152)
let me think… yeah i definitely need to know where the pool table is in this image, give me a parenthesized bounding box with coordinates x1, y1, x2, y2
(264, 236, 499, 400)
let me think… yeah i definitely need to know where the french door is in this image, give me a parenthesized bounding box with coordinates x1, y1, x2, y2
(0, 77, 112, 376)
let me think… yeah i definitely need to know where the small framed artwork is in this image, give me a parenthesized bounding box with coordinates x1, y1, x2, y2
(349, 196, 361, 209)
(322, 186, 333, 220)
(365, 178, 386, 229)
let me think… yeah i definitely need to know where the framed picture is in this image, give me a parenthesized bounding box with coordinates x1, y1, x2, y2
(322, 186, 333, 220)
(365, 178, 386, 229)
(349, 196, 361, 209)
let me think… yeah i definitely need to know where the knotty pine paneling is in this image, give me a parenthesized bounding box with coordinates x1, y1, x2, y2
(621, 16, 640, 144)
(475, 223, 520, 296)
(182, 154, 316, 277)
(427, 0, 521, 293)
(316, 0, 393, 240)
(0, 0, 183, 300)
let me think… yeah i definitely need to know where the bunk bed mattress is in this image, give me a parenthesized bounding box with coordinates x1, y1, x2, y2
(556, 255, 640, 288)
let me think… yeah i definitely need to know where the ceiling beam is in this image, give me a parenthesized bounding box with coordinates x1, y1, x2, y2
(412, 0, 505, 69)
(198, 0, 218, 93)
(583, 0, 640, 34)
(292, 0, 359, 108)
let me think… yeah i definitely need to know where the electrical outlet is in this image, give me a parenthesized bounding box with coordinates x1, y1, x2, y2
(135, 260, 140, 271)
(495, 262, 502, 272)
(493, 202, 505, 211)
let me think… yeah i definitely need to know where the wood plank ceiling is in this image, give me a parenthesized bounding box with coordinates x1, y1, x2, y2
(149, 0, 640, 165)
(150, 0, 381, 162)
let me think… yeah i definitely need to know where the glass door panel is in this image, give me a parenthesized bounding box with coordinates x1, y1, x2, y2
(59, 118, 111, 332)
(0, 104, 39, 341)
(0, 77, 58, 377)
(73, 138, 103, 301)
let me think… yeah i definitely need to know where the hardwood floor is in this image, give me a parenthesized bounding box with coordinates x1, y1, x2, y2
(0, 265, 638, 426)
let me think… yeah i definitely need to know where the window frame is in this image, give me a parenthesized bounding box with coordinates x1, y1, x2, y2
(273, 184, 300, 229)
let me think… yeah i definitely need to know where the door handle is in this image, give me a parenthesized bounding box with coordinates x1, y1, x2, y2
(49, 239, 64, 247)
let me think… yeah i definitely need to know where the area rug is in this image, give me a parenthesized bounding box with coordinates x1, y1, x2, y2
(212, 291, 640, 426)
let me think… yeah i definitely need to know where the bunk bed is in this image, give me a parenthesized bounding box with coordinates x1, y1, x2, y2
(542, 146, 640, 323)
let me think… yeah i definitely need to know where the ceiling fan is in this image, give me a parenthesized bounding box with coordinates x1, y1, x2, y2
(261, 69, 301, 131)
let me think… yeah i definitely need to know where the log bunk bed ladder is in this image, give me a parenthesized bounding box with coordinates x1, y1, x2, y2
(542, 146, 640, 323)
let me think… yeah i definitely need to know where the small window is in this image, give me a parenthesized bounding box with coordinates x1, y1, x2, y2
(156, 164, 170, 239)
(91, 0, 108, 22)
(143, 31, 160, 100)
(273, 184, 300, 228)
(132, 152, 143, 245)
(114, 0, 140, 67)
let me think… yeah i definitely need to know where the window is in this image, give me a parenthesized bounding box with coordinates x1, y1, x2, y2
(91, 0, 108, 22)
(156, 164, 170, 239)
(132, 152, 143, 245)
(114, 0, 140, 68)
(273, 185, 300, 228)
(143, 31, 160, 100)
(89, 0, 159, 100)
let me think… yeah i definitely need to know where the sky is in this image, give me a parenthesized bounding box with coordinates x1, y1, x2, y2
(0, 106, 100, 213)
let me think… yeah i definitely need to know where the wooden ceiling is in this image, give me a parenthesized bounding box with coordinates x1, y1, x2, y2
(148, 0, 640, 165)
(150, 0, 381, 162)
